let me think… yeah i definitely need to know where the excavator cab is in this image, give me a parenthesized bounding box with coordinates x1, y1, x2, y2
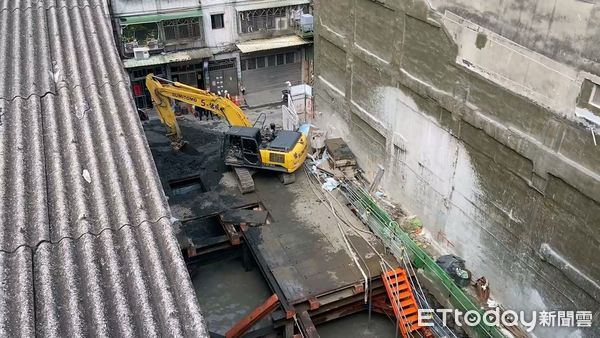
(223, 127, 262, 167)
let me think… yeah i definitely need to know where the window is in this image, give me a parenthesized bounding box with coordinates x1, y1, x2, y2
(121, 23, 159, 45)
(285, 52, 295, 64)
(257, 57, 265, 68)
(175, 72, 198, 86)
(211, 14, 224, 29)
(163, 17, 202, 40)
(208, 59, 236, 71)
(238, 5, 308, 34)
(131, 67, 164, 80)
(170, 63, 202, 87)
(590, 83, 600, 109)
(276, 54, 285, 66)
(267, 55, 276, 67)
(247, 58, 257, 70)
(170, 64, 197, 73)
(242, 138, 258, 153)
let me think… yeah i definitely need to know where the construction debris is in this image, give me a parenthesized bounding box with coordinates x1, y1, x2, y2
(475, 276, 491, 303)
(309, 128, 327, 157)
(368, 165, 385, 194)
(321, 177, 340, 191)
(325, 138, 358, 179)
(436, 255, 472, 288)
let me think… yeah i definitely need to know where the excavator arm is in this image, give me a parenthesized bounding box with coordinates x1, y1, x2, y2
(145, 74, 185, 149)
(145, 74, 251, 149)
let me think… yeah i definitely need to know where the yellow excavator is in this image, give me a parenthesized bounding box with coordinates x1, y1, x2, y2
(145, 74, 308, 193)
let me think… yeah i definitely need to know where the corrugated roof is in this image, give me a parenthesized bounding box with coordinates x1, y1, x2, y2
(111, 0, 200, 17)
(123, 48, 212, 69)
(236, 35, 310, 53)
(118, 8, 203, 25)
(235, 0, 309, 12)
(0, 1, 208, 336)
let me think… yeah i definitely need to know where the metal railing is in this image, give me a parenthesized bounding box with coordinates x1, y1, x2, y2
(340, 182, 506, 338)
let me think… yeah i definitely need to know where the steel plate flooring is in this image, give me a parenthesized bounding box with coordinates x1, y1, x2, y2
(245, 172, 395, 305)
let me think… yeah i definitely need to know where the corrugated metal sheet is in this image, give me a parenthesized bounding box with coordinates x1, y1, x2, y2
(118, 8, 203, 25)
(111, 0, 200, 17)
(235, 0, 310, 12)
(236, 35, 310, 53)
(123, 48, 212, 69)
(0, 1, 208, 336)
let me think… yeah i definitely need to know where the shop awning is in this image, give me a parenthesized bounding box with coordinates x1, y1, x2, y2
(119, 9, 203, 25)
(235, 0, 309, 12)
(123, 48, 212, 69)
(236, 35, 310, 54)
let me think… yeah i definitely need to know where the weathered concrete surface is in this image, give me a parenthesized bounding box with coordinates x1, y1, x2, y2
(314, 0, 600, 336)
(429, 0, 600, 75)
(440, 11, 583, 118)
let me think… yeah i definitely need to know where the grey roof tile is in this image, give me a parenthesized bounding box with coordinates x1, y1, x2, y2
(46, 1, 124, 94)
(0, 248, 35, 337)
(0, 1, 208, 336)
(0, 98, 50, 252)
(35, 219, 206, 337)
(42, 81, 169, 241)
(0, 0, 44, 13)
(0, 3, 54, 101)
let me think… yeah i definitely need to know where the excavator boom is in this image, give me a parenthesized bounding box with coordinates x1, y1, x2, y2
(145, 74, 186, 149)
(146, 74, 252, 130)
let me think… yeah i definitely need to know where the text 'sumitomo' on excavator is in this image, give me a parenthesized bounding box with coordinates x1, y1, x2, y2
(145, 74, 308, 193)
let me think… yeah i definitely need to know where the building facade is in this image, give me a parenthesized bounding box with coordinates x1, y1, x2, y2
(313, 0, 600, 337)
(110, 0, 314, 109)
(110, 0, 210, 108)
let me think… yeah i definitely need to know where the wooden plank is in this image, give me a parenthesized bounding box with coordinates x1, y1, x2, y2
(222, 222, 241, 246)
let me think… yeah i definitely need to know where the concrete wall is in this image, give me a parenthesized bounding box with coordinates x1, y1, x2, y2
(112, 0, 201, 16)
(313, 0, 599, 337)
(200, 0, 311, 51)
(200, 0, 240, 50)
(428, 0, 600, 75)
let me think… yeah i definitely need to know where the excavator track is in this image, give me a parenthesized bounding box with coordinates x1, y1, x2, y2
(279, 172, 296, 185)
(234, 167, 255, 194)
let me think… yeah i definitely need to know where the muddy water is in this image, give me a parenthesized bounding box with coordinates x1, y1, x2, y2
(192, 258, 272, 336)
(317, 313, 396, 338)
(192, 257, 398, 337)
